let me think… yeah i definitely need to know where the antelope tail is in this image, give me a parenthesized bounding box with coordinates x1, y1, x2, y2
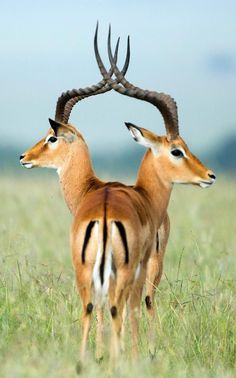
(92, 191, 112, 302)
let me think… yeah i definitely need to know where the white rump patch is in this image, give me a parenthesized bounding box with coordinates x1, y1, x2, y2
(92, 222, 100, 295)
(111, 221, 116, 238)
(102, 247, 112, 298)
(92, 221, 112, 304)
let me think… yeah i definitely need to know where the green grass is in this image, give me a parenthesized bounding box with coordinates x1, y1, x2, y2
(0, 172, 235, 377)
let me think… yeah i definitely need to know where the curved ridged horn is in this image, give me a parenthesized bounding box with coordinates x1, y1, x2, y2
(95, 27, 179, 140)
(55, 23, 130, 124)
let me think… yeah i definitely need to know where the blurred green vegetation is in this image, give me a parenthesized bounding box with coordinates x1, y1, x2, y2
(0, 173, 235, 377)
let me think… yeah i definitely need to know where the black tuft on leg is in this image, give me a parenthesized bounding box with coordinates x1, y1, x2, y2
(75, 361, 82, 375)
(86, 302, 93, 314)
(95, 356, 104, 364)
(110, 306, 117, 318)
(145, 295, 152, 310)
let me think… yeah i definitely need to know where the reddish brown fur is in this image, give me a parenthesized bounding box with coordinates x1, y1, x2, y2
(20, 120, 215, 363)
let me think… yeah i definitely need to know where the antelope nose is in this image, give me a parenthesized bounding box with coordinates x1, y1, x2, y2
(19, 154, 25, 160)
(208, 173, 216, 180)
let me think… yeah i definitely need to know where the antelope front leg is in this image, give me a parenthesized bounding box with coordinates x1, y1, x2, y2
(145, 251, 159, 357)
(129, 263, 146, 359)
(145, 215, 170, 357)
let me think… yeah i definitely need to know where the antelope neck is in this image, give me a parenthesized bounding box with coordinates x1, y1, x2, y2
(58, 142, 102, 215)
(135, 149, 173, 224)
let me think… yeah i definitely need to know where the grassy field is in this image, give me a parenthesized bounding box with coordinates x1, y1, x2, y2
(0, 171, 235, 377)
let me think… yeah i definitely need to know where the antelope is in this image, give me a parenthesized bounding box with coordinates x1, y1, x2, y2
(19, 33, 154, 364)
(94, 26, 216, 355)
(19, 26, 216, 365)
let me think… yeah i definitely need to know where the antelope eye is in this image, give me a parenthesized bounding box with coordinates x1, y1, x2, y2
(171, 149, 184, 158)
(47, 136, 57, 143)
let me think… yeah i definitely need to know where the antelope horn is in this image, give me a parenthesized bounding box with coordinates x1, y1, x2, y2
(55, 23, 130, 124)
(107, 26, 133, 90)
(95, 27, 179, 140)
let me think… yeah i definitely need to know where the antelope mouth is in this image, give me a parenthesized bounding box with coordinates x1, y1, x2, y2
(20, 161, 33, 169)
(199, 180, 214, 188)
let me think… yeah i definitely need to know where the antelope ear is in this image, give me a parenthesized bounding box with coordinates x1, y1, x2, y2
(125, 122, 159, 153)
(48, 118, 76, 143)
(48, 118, 62, 136)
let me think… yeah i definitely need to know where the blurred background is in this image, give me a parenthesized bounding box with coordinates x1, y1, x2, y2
(0, 0, 235, 177)
(0, 3, 235, 375)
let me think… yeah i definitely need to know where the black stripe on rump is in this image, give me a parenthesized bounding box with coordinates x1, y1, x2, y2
(81, 221, 96, 264)
(114, 221, 129, 264)
(100, 188, 109, 285)
(156, 233, 159, 253)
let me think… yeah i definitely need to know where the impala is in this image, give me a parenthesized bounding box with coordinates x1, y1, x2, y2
(20, 34, 153, 364)
(19, 26, 216, 365)
(94, 25, 216, 355)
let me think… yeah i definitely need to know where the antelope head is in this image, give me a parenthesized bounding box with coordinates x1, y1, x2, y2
(94, 27, 216, 188)
(125, 123, 216, 188)
(20, 119, 85, 171)
(20, 24, 130, 172)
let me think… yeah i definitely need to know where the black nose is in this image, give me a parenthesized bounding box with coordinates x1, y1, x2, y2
(208, 173, 216, 180)
(19, 154, 25, 160)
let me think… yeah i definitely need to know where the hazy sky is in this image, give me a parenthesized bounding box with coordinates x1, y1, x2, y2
(1, 0, 236, 154)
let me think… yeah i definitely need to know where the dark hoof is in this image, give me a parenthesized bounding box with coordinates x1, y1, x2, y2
(95, 356, 104, 364)
(76, 361, 83, 375)
(149, 348, 157, 360)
